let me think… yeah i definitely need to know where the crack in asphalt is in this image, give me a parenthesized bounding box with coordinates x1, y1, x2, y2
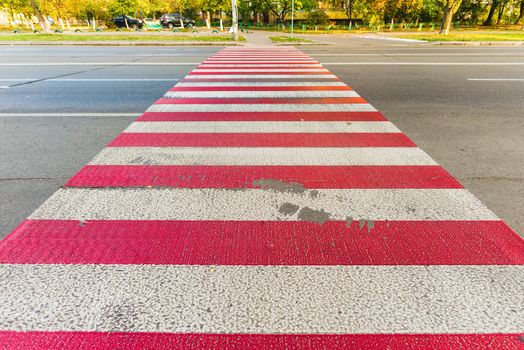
(2, 55, 153, 88)
(0, 177, 69, 181)
(460, 176, 524, 182)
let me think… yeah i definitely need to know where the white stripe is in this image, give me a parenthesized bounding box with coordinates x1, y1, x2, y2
(146, 104, 375, 113)
(29, 188, 496, 221)
(175, 81, 347, 86)
(124, 121, 398, 133)
(184, 74, 337, 79)
(0, 113, 140, 117)
(468, 78, 524, 81)
(164, 90, 360, 98)
(1, 265, 520, 333)
(90, 147, 435, 166)
(192, 69, 330, 72)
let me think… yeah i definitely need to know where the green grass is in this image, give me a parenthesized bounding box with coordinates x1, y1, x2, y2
(269, 35, 312, 43)
(0, 34, 242, 42)
(394, 32, 524, 41)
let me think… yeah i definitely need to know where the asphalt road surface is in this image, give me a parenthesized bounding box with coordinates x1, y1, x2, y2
(0, 42, 523, 240)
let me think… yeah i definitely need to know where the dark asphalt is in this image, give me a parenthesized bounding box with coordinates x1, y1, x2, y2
(0, 43, 523, 237)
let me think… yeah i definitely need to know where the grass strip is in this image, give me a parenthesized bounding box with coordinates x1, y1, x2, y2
(269, 35, 312, 43)
(394, 33, 524, 42)
(0, 34, 242, 42)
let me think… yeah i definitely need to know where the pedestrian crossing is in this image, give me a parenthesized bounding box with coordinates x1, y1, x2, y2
(0, 46, 523, 349)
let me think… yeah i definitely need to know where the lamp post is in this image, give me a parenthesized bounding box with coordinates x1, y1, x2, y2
(231, 0, 239, 41)
(291, 0, 295, 36)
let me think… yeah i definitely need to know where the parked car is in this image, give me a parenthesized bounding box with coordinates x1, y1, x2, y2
(160, 13, 195, 28)
(113, 16, 143, 29)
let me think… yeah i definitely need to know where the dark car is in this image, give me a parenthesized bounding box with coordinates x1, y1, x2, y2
(160, 13, 195, 28)
(113, 16, 143, 29)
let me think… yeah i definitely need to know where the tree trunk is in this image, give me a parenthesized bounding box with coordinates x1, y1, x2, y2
(439, 5, 453, 34)
(497, 1, 507, 25)
(279, 13, 286, 30)
(484, 0, 500, 25)
(29, 0, 51, 33)
(205, 11, 210, 29)
(439, 0, 462, 34)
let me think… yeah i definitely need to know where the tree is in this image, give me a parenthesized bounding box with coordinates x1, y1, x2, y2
(108, 0, 137, 17)
(306, 8, 329, 25)
(29, 0, 51, 32)
(346, 0, 354, 26)
(262, 0, 313, 29)
(483, 0, 500, 25)
(440, 0, 463, 34)
(515, 0, 524, 24)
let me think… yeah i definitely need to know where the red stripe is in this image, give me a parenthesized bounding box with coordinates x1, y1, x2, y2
(169, 86, 353, 91)
(197, 66, 323, 69)
(206, 58, 316, 60)
(188, 71, 332, 75)
(154, 97, 367, 104)
(181, 78, 341, 82)
(207, 56, 314, 58)
(138, 112, 386, 121)
(66, 165, 462, 189)
(202, 61, 320, 64)
(1, 332, 522, 350)
(2, 220, 522, 265)
(108, 133, 413, 147)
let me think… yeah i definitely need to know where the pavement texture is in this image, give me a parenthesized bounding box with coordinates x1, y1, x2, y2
(0, 46, 523, 348)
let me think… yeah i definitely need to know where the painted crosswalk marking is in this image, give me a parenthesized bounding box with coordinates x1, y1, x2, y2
(0, 46, 523, 349)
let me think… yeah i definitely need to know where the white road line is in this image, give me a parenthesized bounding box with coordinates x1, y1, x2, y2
(124, 121, 399, 133)
(164, 90, 359, 98)
(0, 113, 141, 117)
(2, 62, 523, 66)
(0, 79, 34, 81)
(322, 62, 524, 66)
(90, 147, 435, 166)
(309, 53, 524, 57)
(0, 62, 201, 66)
(467, 78, 524, 81)
(184, 74, 338, 79)
(29, 188, 496, 221)
(146, 103, 375, 113)
(175, 81, 347, 86)
(0, 79, 180, 82)
(0, 86, 9, 89)
(1, 265, 520, 333)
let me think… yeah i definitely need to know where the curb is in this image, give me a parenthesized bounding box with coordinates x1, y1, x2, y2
(0, 41, 243, 46)
(355, 35, 427, 43)
(431, 41, 524, 46)
(273, 42, 328, 46)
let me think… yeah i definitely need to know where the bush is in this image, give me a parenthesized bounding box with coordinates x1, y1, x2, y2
(306, 9, 329, 26)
